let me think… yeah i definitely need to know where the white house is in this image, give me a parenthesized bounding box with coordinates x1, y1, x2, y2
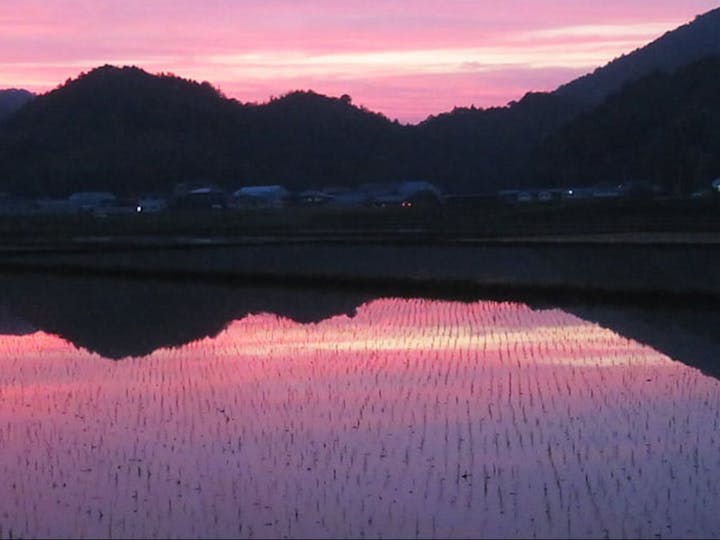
(138, 196, 168, 213)
(233, 185, 290, 208)
(67, 191, 117, 211)
(395, 181, 444, 205)
(368, 181, 444, 207)
(294, 189, 334, 205)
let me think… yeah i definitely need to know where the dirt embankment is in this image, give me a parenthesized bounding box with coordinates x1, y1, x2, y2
(1, 239, 717, 303)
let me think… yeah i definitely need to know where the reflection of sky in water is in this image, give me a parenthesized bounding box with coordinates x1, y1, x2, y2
(0, 298, 718, 539)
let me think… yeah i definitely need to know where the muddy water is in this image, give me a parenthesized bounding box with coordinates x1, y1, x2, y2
(0, 296, 719, 538)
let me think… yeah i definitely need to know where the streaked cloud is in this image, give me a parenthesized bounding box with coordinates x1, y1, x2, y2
(520, 22, 675, 40)
(0, 0, 716, 122)
(205, 40, 642, 80)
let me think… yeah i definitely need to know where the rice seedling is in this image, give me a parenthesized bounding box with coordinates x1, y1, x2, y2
(0, 298, 717, 538)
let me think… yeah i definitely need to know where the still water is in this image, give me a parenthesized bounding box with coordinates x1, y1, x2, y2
(0, 274, 719, 539)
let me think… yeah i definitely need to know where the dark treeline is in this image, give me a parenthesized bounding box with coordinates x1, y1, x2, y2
(555, 6, 720, 107)
(0, 8, 719, 197)
(0, 89, 34, 121)
(533, 57, 720, 195)
(0, 66, 413, 196)
(0, 60, 718, 198)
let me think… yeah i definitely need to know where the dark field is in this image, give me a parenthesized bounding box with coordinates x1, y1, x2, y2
(0, 197, 718, 305)
(0, 197, 718, 245)
(0, 198, 718, 539)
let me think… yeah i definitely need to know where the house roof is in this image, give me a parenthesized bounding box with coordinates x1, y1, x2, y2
(396, 181, 442, 198)
(188, 187, 224, 195)
(68, 191, 116, 203)
(234, 185, 289, 198)
(297, 190, 333, 199)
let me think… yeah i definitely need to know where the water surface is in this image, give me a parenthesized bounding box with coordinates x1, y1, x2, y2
(0, 277, 719, 538)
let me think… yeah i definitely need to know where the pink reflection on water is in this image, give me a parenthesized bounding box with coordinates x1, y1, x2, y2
(0, 298, 718, 538)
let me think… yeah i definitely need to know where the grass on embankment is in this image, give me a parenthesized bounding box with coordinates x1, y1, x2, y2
(0, 197, 717, 245)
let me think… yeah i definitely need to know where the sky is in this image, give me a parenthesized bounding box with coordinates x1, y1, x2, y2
(1, 0, 718, 123)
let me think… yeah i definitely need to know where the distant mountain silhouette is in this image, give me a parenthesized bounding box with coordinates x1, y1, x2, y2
(556, 8, 720, 106)
(412, 7, 720, 193)
(411, 91, 583, 193)
(0, 88, 34, 122)
(244, 90, 408, 188)
(533, 56, 720, 194)
(0, 8, 719, 196)
(0, 66, 248, 196)
(0, 66, 407, 196)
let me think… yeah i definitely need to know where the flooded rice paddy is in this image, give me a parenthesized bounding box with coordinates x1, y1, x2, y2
(0, 277, 719, 539)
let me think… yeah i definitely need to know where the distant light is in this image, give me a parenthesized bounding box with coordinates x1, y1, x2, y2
(136, 205, 143, 213)
(568, 189, 574, 195)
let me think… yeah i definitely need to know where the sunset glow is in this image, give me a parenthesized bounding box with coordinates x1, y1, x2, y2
(1, 297, 719, 537)
(1, 0, 716, 122)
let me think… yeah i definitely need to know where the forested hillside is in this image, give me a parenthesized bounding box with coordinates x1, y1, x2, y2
(0, 8, 719, 197)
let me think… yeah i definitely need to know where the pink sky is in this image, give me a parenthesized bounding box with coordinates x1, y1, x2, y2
(1, 0, 717, 123)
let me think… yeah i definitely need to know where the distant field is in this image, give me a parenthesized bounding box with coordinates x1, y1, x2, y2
(0, 198, 718, 245)
(0, 198, 717, 303)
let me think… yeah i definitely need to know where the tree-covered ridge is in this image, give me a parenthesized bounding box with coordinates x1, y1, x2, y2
(0, 66, 246, 196)
(0, 89, 34, 122)
(243, 90, 409, 188)
(0, 7, 719, 198)
(533, 56, 720, 194)
(0, 66, 413, 196)
(411, 92, 584, 193)
(555, 7, 720, 106)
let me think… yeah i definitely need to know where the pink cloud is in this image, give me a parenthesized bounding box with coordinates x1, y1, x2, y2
(217, 67, 588, 123)
(0, 0, 716, 122)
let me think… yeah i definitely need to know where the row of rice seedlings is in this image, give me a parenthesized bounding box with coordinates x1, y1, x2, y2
(0, 298, 718, 538)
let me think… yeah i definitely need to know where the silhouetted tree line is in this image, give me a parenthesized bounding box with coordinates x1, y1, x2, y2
(532, 56, 720, 195)
(555, 7, 720, 107)
(0, 53, 719, 198)
(0, 89, 34, 121)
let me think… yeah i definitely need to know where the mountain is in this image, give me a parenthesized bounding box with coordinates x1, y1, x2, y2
(0, 8, 719, 197)
(416, 7, 720, 193)
(556, 8, 720, 106)
(243, 90, 408, 188)
(411, 92, 583, 193)
(0, 66, 247, 196)
(0, 89, 34, 121)
(532, 55, 720, 194)
(0, 65, 586, 195)
(0, 65, 407, 196)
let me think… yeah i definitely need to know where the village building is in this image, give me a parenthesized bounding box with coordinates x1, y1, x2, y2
(233, 185, 290, 208)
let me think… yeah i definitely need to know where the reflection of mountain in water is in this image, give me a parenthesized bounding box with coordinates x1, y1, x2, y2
(0, 272, 718, 380)
(0, 305, 36, 336)
(0, 273, 373, 359)
(563, 305, 720, 380)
